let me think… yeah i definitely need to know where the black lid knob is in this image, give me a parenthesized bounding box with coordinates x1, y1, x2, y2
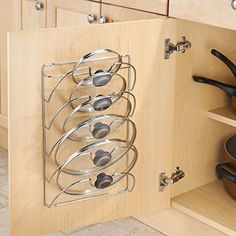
(92, 122, 110, 139)
(95, 173, 113, 189)
(93, 150, 112, 167)
(93, 70, 112, 87)
(93, 97, 112, 111)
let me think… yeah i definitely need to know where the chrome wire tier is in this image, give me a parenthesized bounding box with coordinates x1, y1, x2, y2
(42, 49, 137, 208)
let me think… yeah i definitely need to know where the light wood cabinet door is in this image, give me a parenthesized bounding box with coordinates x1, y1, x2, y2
(169, 0, 236, 31)
(22, 0, 47, 30)
(47, 0, 100, 27)
(8, 18, 177, 236)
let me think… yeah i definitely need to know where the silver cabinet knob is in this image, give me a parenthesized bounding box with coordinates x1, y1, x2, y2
(35, 1, 43, 11)
(99, 16, 107, 24)
(232, 0, 236, 10)
(87, 14, 97, 24)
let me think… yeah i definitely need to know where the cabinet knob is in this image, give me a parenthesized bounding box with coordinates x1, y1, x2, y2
(232, 0, 236, 10)
(99, 16, 107, 24)
(35, 1, 44, 11)
(87, 14, 97, 24)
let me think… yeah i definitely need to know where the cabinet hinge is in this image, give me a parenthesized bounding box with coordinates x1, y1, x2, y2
(159, 166, 185, 191)
(165, 36, 191, 59)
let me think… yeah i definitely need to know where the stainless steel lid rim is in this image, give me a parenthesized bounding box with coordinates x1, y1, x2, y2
(52, 120, 136, 172)
(48, 173, 135, 208)
(49, 115, 137, 158)
(43, 59, 136, 104)
(55, 146, 137, 196)
(45, 91, 135, 130)
(63, 111, 136, 141)
(42, 49, 135, 103)
(66, 91, 135, 123)
(71, 71, 127, 91)
(49, 143, 137, 178)
(73, 49, 123, 83)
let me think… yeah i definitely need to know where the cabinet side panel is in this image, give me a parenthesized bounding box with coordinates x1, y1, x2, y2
(172, 20, 236, 197)
(8, 19, 177, 236)
(0, 0, 21, 117)
(0, 0, 21, 148)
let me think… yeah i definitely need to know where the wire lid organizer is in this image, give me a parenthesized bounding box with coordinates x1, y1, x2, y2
(42, 49, 138, 207)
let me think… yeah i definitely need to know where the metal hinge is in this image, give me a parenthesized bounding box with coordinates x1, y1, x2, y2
(159, 167, 185, 191)
(165, 36, 191, 59)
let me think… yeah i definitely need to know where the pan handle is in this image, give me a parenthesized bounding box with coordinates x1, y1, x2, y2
(216, 163, 236, 184)
(211, 49, 236, 78)
(193, 76, 236, 97)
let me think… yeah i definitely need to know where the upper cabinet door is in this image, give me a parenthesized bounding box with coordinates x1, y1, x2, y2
(8, 18, 177, 236)
(22, 0, 47, 30)
(47, 0, 100, 27)
(169, 0, 236, 31)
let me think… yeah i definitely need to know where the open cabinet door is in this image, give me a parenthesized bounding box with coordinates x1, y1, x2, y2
(8, 18, 177, 236)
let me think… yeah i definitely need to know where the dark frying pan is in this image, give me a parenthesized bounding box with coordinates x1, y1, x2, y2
(216, 135, 236, 200)
(193, 49, 236, 113)
(211, 49, 236, 78)
(193, 76, 236, 112)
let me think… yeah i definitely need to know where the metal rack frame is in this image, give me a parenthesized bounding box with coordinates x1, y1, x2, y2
(41, 49, 138, 208)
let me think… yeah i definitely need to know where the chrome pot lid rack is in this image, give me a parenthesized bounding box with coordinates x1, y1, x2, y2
(42, 49, 138, 207)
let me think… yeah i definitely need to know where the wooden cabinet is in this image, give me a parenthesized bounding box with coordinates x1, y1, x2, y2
(8, 15, 236, 235)
(169, 0, 236, 31)
(93, 0, 168, 15)
(3, 1, 236, 236)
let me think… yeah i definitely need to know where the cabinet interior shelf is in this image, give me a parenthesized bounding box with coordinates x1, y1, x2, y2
(172, 180, 236, 235)
(208, 105, 236, 127)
